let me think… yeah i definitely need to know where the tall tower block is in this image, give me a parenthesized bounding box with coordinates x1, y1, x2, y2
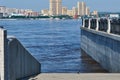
(56, 0, 62, 15)
(49, 0, 56, 15)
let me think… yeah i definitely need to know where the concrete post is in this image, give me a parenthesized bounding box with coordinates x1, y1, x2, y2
(107, 19, 111, 33)
(88, 19, 91, 29)
(82, 19, 85, 27)
(96, 18, 99, 31)
(0, 28, 8, 80)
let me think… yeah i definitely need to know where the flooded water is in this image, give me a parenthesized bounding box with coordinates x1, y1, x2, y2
(0, 19, 108, 73)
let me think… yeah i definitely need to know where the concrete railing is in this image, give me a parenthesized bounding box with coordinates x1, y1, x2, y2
(0, 28, 41, 80)
(82, 18, 120, 35)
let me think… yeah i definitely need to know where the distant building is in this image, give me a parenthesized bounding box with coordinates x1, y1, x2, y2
(91, 10, 98, 17)
(41, 9, 49, 16)
(72, 7, 77, 16)
(109, 14, 119, 18)
(62, 7, 67, 15)
(49, 0, 62, 16)
(24, 9, 33, 16)
(10, 13, 25, 17)
(86, 7, 90, 16)
(77, 2, 86, 16)
(67, 10, 73, 16)
(56, 0, 62, 15)
(6, 8, 26, 16)
(6, 8, 18, 14)
(18, 9, 25, 14)
(0, 6, 39, 17)
(26, 10, 38, 17)
(32, 12, 39, 16)
(49, 0, 56, 15)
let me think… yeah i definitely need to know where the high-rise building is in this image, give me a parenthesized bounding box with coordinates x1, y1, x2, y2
(77, 2, 86, 16)
(0, 6, 7, 13)
(86, 7, 90, 16)
(49, 0, 56, 15)
(0, 6, 6, 17)
(56, 0, 62, 15)
(49, 0, 62, 16)
(62, 7, 67, 15)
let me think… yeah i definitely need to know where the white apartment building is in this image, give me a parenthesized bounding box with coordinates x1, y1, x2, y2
(77, 2, 86, 16)
(49, 0, 62, 16)
(62, 7, 67, 15)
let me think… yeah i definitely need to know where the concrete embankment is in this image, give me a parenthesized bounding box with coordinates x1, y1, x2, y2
(81, 25, 120, 72)
(28, 73, 120, 80)
(0, 28, 41, 80)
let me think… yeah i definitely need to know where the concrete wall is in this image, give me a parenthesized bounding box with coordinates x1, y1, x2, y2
(0, 28, 8, 80)
(8, 37, 41, 80)
(81, 27, 120, 73)
(0, 28, 41, 80)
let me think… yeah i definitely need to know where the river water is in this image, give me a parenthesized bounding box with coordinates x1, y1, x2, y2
(0, 19, 107, 73)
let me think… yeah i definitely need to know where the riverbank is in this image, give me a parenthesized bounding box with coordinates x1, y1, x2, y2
(0, 18, 72, 21)
(0, 15, 74, 20)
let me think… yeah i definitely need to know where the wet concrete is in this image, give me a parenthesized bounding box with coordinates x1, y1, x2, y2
(80, 49, 108, 73)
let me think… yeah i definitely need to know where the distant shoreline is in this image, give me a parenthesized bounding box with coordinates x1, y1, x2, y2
(0, 18, 73, 20)
(0, 18, 80, 20)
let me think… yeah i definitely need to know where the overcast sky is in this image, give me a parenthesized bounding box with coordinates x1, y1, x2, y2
(0, 0, 120, 12)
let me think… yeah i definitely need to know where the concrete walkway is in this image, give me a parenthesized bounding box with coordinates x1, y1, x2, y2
(28, 73, 120, 80)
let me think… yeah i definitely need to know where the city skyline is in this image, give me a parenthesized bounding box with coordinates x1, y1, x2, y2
(0, 1, 93, 17)
(0, 0, 120, 12)
(49, 0, 90, 16)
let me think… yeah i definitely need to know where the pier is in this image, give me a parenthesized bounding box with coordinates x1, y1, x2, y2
(81, 18, 120, 72)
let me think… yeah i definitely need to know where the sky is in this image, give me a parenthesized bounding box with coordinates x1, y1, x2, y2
(0, 0, 120, 12)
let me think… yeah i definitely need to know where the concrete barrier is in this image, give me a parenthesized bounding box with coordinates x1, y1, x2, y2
(81, 27, 120, 72)
(83, 18, 120, 35)
(0, 28, 41, 80)
(0, 28, 8, 80)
